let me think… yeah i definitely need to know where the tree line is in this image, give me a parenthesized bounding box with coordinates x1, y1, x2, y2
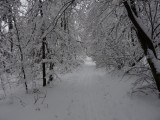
(85, 0, 160, 96)
(0, 0, 84, 95)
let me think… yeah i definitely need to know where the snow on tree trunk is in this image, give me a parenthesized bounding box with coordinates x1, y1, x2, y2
(39, 0, 46, 87)
(123, 1, 160, 94)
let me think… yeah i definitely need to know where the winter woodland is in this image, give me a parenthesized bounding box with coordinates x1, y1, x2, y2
(0, 0, 160, 120)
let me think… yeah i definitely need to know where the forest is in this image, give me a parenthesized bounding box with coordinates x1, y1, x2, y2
(0, 0, 160, 120)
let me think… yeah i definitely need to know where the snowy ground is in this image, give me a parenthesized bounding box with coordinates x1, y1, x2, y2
(0, 57, 160, 120)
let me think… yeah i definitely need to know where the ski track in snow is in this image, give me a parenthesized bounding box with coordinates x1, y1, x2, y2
(0, 59, 160, 120)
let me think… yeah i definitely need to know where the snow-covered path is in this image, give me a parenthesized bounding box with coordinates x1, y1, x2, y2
(0, 58, 160, 120)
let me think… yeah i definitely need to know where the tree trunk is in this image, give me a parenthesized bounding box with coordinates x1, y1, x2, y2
(48, 63, 54, 84)
(130, 0, 138, 17)
(39, 0, 46, 86)
(13, 16, 28, 93)
(6, 0, 13, 52)
(42, 39, 46, 86)
(8, 13, 13, 52)
(123, 1, 160, 93)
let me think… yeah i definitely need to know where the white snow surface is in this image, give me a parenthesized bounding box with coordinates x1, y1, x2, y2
(0, 57, 160, 120)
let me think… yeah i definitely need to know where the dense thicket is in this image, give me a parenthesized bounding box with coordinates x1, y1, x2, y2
(0, 0, 85, 95)
(85, 0, 160, 94)
(1, 0, 160, 96)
